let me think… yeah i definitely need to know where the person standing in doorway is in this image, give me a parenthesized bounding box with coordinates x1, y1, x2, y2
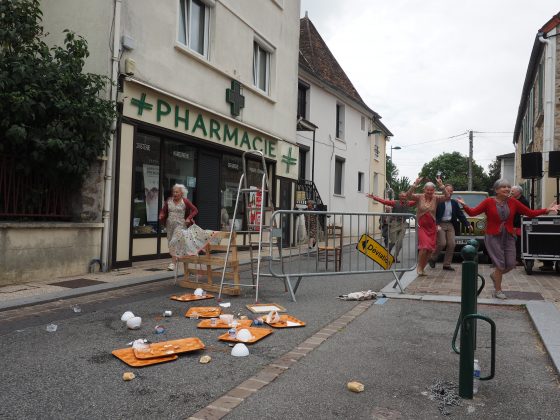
(428, 184, 472, 271)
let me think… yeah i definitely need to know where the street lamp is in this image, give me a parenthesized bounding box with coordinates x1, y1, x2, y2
(387, 146, 401, 199)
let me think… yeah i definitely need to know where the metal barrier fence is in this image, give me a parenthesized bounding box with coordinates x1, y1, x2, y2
(264, 210, 418, 301)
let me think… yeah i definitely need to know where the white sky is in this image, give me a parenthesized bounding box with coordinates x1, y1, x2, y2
(300, 0, 559, 181)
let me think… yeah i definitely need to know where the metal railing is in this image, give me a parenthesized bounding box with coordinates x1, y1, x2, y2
(263, 210, 418, 301)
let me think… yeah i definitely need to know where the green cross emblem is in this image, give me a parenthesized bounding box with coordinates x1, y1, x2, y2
(130, 93, 153, 116)
(225, 80, 245, 117)
(281, 147, 297, 173)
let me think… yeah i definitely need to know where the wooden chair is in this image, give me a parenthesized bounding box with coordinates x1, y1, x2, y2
(176, 231, 240, 295)
(317, 225, 343, 271)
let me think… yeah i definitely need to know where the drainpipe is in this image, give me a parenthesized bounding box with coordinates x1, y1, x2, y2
(538, 31, 555, 205)
(101, 0, 122, 272)
(328, 134, 334, 210)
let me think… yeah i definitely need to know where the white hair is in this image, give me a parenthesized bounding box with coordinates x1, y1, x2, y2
(424, 182, 436, 189)
(493, 178, 511, 191)
(511, 185, 523, 194)
(172, 184, 188, 197)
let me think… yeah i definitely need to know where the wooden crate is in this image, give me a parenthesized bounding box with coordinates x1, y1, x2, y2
(177, 231, 240, 295)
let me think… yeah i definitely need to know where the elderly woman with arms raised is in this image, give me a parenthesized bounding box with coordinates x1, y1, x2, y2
(406, 176, 449, 276)
(456, 179, 559, 299)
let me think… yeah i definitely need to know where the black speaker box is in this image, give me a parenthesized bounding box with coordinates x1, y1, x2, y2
(521, 152, 543, 179)
(549, 150, 560, 178)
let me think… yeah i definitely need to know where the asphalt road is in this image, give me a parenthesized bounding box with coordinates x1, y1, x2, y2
(1, 252, 557, 419)
(0, 266, 392, 419)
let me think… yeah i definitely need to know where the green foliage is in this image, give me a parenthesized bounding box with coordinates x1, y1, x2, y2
(391, 176, 411, 195)
(419, 152, 489, 191)
(486, 158, 501, 192)
(0, 0, 115, 187)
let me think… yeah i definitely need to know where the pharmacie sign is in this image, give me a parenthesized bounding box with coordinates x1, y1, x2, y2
(124, 84, 277, 159)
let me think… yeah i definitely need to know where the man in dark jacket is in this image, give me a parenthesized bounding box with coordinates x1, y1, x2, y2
(429, 184, 472, 271)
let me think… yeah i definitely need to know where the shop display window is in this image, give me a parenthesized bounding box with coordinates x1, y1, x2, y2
(133, 133, 161, 235)
(220, 154, 268, 231)
(161, 141, 197, 233)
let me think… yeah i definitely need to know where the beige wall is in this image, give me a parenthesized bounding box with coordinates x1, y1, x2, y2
(0, 223, 103, 286)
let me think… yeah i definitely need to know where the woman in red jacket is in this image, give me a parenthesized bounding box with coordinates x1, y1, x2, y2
(457, 179, 559, 299)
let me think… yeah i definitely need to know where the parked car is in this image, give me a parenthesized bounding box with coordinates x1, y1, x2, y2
(452, 191, 489, 259)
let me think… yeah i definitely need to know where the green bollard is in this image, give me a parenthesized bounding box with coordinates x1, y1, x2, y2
(459, 245, 477, 399)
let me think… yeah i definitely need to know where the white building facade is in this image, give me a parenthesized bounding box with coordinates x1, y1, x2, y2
(41, 0, 301, 269)
(297, 16, 392, 235)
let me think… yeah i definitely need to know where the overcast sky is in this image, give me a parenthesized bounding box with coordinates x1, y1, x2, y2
(300, 0, 559, 182)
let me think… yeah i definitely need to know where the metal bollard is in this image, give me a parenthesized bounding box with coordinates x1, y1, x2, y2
(458, 245, 496, 399)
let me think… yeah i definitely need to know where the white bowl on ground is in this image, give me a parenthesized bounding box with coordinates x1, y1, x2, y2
(231, 343, 249, 357)
(126, 316, 142, 330)
(121, 311, 135, 322)
(236, 329, 253, 342)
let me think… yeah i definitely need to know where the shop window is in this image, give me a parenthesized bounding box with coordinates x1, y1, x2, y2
(133, 133, 161, 235)
(220, 155, 267, 231)
(162, 141, 197, 221)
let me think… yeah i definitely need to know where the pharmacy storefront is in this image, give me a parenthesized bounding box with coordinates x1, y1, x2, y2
(113, 80, 298, 267)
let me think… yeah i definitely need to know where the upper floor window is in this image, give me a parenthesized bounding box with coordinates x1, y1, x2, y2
(336, 103, 345, 139)
(334, 156, 345, 195)
(358, 171, 364, 193)
(178, 0, 210, 57)
(298, 81, 310, 119)
(253, 42, 270, 93)
(361, 116, 365, 131)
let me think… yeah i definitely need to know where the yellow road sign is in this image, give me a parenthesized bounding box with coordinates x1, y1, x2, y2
(356, 233, 394, 270)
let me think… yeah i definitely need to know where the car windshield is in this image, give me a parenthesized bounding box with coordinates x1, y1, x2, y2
(453, 193, 487, 208)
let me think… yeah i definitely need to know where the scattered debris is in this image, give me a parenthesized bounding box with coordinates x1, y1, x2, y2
(121, 311, 135, 322)
(126, 316, 142, 330)
(163, 310, 172, 317)
(374, 297, 388, 305)
(219, 302, 231, 308)
(154, 325, 165, 334)
(71, 305, 82, 313)
(231, 343, 249, 357)
(46, 324, 58, 333)
(199, 355, 211, 364)
(122, 372, 136, 381)
(427, 380, 462, 415)
(239, 315, 248, 320)
(338, 290, 377, 301)
(347, 381, 365, 393)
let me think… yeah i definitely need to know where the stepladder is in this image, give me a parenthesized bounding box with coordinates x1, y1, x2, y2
(218, 151, 292, 302)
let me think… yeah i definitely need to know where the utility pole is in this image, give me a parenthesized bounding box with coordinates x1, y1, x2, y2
(468, 130, 473, 190)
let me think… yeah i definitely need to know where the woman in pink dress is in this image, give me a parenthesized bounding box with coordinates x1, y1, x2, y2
(406, 177, 449, 276)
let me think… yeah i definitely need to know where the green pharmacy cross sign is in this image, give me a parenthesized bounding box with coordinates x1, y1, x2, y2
(226, 80, 245, 117)
(131, 92, 153, 115)
(281, 147, 297, 173)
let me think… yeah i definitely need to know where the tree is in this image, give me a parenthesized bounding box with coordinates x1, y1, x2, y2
(419, 152, 489, 191)
(486, 158, 501, 192)
(0, 0, 115, 189)
(392, 176, 411, 194)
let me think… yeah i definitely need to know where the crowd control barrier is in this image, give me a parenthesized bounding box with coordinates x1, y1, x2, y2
(262, 210, 418, 301)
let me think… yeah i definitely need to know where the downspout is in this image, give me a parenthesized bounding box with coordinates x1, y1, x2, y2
(538, 31, 555, 205)
(328, 134, 334, 210)
(101, 0, 122, 272)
